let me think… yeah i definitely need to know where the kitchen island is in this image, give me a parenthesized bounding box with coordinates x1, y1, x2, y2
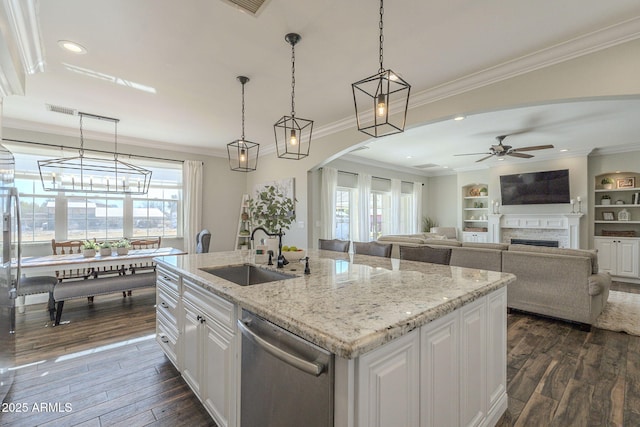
(154, 249, 515, 427)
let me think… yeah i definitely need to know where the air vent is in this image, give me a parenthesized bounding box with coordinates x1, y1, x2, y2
(414, 163, 440, 169)
(220, 0, 268, 15)
(46, 104, 77, 116)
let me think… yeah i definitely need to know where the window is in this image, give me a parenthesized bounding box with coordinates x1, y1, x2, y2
(13, 150, 182, 243)
(370, 192, 391, 240)
(335, 188, 352, 240)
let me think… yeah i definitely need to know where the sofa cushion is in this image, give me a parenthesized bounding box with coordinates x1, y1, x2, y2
(422, 239, 461, 247)
(378, 235, 426, 244)
(588, 272, 611, 296)
(450, 247, 502, 271)
(508, 244, 598, 274)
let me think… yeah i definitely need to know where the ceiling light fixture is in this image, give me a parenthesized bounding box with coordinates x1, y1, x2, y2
(352, 0, 410, 138)
(38, 112, 151, 194)
(58, 40, 87, 54)
(453, 115, 466, 121)
(274, 33, 313, 160)
(227, 76, 259, 172)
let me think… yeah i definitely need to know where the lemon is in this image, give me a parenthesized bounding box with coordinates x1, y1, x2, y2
(282, 245, 289, 251)
(289, 246, 297, 251)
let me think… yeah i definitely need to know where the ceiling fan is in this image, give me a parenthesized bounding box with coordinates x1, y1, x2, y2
(455, 135, 554, 162)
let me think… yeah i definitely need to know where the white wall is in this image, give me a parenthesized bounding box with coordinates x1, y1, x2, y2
(426, 174, 457, 229)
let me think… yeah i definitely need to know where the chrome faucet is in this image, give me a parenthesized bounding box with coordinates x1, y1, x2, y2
(250, 226, 289, 268)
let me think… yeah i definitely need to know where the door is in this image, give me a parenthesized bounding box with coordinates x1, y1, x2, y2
(0, 143, 17, 403)
(203, 319, 234, 427)
(593, 238, 614, 274)
(617, 239, 639, 278)
(182, 301, 202, 396)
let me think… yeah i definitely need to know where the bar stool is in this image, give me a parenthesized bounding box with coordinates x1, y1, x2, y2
(17, 276, 59, 321)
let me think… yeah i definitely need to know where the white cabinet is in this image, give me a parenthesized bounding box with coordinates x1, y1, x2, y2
(462, 232, 488, 243)
(180, 279, 237, 427)
(357, 330, 420, 427)
(354, 287, 507, 427)
(156, 266, 181, 368)
(594, 237, 639, 278)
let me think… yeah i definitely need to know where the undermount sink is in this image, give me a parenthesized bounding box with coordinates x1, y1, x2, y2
(200, 264, 296, 286)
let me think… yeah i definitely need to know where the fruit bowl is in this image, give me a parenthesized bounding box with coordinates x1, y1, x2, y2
(282, 247, 305, 260)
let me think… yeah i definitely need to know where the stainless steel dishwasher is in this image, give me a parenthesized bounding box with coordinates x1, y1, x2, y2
(238, 309, 334, 427)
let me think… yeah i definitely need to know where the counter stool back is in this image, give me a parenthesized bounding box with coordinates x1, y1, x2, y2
(318, 239, 350, 253)
(353, 241, 392, 258)
(399, 245, 452, 265)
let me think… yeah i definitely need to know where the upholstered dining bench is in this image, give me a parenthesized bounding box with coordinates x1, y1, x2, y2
(53, 272, 156, 325)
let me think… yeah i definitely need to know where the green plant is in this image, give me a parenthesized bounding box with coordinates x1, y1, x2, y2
(422, 216, 438, 232)
(248, 185, 297, 234)
(479, 187, 488, 193)
(82, 240, 99, 250)
(115, 238, 131, 248)
(98, 241, 112, 249)
(602, 194, 611, 199)
(601, 177, 614, 185)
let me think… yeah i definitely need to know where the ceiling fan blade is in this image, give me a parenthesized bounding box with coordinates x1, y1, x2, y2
(454, 152, 491, 156)
(511, 144, 554, 152)
(476, 155, 494, 162)
(508, 152, 534, 159)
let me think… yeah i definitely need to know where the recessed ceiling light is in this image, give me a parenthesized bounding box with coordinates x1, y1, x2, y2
(498, 158, 504, 161)
(453, 115, 465, 121)
(58, 40, 87, 54)
(406, 155, 412, 159)
(560, 148, 569, 152)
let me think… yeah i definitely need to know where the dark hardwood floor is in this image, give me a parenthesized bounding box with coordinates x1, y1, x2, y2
(2, 281, 639, 426)
(1, 288, 215, 427)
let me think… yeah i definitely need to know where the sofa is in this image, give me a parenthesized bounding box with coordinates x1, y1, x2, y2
(377, 232, 460, 258)
(389, 240, 611, 327)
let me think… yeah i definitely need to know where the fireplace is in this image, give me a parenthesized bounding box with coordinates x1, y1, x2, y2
(510, 238, 559, 247)
(488, 213, 583, 249)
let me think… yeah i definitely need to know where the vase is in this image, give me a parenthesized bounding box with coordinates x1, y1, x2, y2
(604, 183, 613, 190)
(117, 247, 129, 255)
(602, 199, 611, 205)
(100, 247, 112, 256)
(83, 249, 96, 258)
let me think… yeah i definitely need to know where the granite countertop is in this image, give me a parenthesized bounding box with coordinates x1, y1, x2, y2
(154, 249, 515, 359)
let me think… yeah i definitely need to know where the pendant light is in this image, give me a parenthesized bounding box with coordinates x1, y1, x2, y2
(227, 76, 259, 172)
(352, 0, 410, 138)
(274, 33, 313, 160)
(38, 112, 152, 194)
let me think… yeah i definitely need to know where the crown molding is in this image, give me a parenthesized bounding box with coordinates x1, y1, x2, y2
(589, 142, 640, 156)
(5, 0, 45, 75)
(409, 16, 640, 109)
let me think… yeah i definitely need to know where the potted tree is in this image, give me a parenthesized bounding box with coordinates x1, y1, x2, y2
(248, 185, 296, 252)
(82, 240, 99, 257)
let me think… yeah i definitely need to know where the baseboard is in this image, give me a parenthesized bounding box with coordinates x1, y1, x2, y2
(483, 392, 508, 427)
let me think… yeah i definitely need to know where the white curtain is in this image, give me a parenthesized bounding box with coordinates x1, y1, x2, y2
(182, 160, 203, 253)
(390, 179, 401, 235)
(413, 181, 423, 233)
(356, 173, 371, 241)
(320, 167, 338, 239)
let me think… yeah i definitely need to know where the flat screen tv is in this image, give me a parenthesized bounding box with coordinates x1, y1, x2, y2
(500, 169, 570, 205)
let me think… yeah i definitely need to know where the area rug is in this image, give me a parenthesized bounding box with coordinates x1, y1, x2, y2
(593, 290, 640, 336)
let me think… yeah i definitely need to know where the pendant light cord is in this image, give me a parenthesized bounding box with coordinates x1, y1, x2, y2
(290, 39, 296, 117)
(378, 0, 384, 73)
(241, 80, 246, 140)
(79, 114, 85, 157)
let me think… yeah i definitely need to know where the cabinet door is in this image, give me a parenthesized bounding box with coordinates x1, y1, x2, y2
(182, 303, 202, 397)
(617, 239, 639, 278)
(203, 319, 235, 427)
(357, 330, 420, 427)
(486, 288, 507, 413)
(460, 298, 487, 427)
(593, 238, 615, 274)
(420, 311, 458, 427)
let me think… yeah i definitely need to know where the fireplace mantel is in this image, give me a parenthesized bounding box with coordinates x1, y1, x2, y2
(488, 213, 584, 248)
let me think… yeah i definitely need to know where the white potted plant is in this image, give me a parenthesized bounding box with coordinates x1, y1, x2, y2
(602, 177, 614, 190)
(98, 241, 113, 256)
(115, 238, 131, 255)
(82, 240, 98, 257)
(601, 194, 611, 205)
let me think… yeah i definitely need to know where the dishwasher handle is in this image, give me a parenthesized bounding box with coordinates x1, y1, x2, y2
(238, 319, 325, 377)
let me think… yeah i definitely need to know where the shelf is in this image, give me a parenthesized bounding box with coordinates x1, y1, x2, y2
(595, 204, 640, 208)
(463, 196, 488, 199)
(594, 220, 640, 224)
(464, 219, 488, 223)
(463, 208, 488, 211)
(595, 187, 640, 193)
